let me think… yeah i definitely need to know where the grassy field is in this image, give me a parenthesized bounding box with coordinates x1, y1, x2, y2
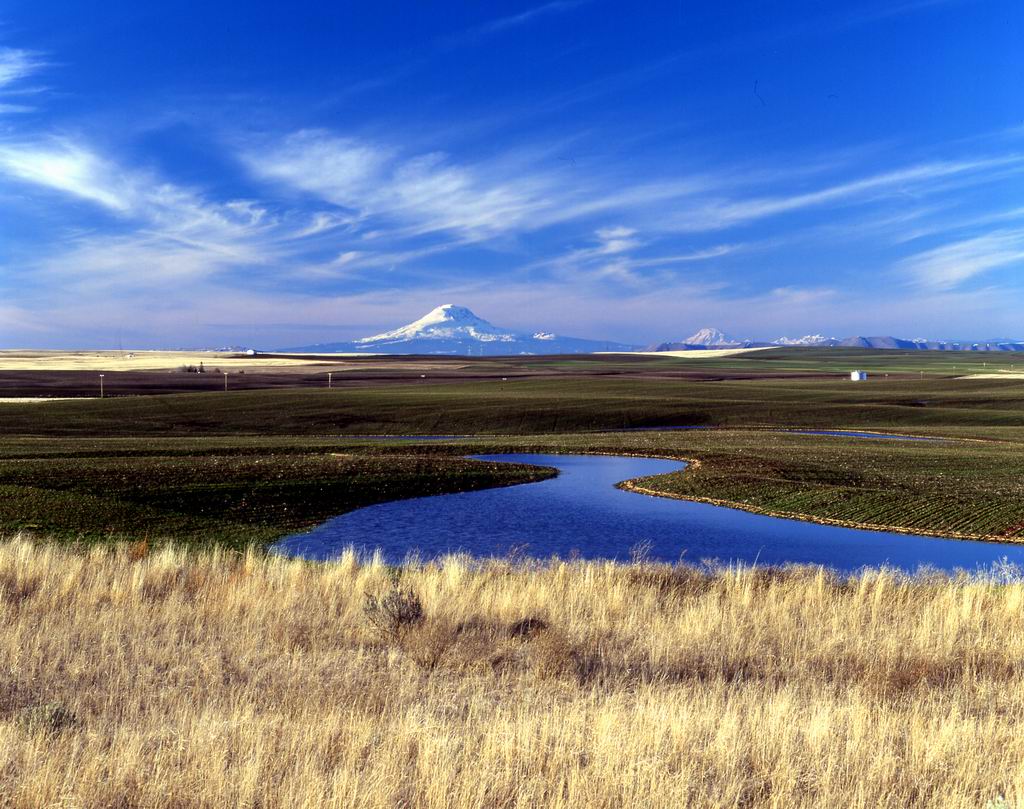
(0, 442, 552, 548)
(2, 348, 1024, 545)
(2, 344, 1024, 438)
(2, 536, 1023, 808)
(5, 374, 1024, 436)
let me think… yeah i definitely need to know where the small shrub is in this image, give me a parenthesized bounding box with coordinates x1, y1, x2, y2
(508, 617, 549, 639)
(363, 585, 424, 643)
(530, 628, 575, 679)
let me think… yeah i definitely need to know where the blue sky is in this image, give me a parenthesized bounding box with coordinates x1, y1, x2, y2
(0, 0, 1021, 348)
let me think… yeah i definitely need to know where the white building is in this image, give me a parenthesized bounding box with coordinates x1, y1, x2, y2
(850, 370, 867, 381)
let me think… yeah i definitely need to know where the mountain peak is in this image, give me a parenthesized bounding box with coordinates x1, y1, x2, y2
(774, 334, 836, 346)
(422, 304, 481, 323)
(285, 304, 640, 355)
(684, 327, 741, 347)
(357, 304, 510, 344)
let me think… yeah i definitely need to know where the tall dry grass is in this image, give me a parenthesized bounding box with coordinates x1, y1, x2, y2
(1, 535, 1023, 808)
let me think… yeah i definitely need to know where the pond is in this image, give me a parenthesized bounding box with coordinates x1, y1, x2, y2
(274, 453, 1024, 574)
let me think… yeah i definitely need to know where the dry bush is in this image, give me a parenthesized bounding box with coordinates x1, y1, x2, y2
(363, 582, 425, 643)
(529, 627, 576, 679)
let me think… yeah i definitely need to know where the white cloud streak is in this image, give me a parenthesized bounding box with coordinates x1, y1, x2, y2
(897, 229, 1024, 290)
(246, 129, 1024, 255)
(0, 48, 44, 88)
(0, 140, 137, 210)
(0, 48, 46, 114)
(0, 138, 291, 293)
(666, 156, 1024, 232)
(472, 1, 586, 35)
(246, 130, 569, 240)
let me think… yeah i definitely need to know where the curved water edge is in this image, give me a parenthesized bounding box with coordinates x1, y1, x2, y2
(345, 428, 947, 441)
(609, 427, 945, 441)
(274, 453, 1024, 574)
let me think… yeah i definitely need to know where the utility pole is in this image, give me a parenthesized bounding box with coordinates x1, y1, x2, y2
(223, 372, 228, 392)
(99, 374, 105, 398)
(328, 372, 332, 389)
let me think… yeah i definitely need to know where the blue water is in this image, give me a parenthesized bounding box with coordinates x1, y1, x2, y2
(274, 454, 1024, 574)
(784, 430, 939, 441)
(608, 427, 937, 440)
(344, 429, 933, 441)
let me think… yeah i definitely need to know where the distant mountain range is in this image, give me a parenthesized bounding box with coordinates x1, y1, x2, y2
(647, 328, 1024, 352)
(280, 304, 640, 355)
(279, 307, 1024, 355)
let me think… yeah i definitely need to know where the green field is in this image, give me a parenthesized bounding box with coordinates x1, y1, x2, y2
(2, 348, 1023, 547)
(5, 375, 1024, 437)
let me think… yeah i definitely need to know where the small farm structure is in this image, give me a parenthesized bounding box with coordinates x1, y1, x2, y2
(850, 370, 867, 381)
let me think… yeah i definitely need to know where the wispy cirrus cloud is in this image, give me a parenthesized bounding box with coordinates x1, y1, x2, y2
(245, 129, 571, 241)
(0, 48, 44, 87)
(897, 229, 1024, 291)
(0, 138, 293, 292)
(511, 225, 742, 288)
(593, 226, 641, 255)
(0, 47, 47, 113)
(0, 139, 138, 210)
(246, 126, 1024, 255)
(469, 1, 588, 36)
(666, 155, 1024, 232)
(7, 125, 1023, 306)
(890, 205, 1024, 244)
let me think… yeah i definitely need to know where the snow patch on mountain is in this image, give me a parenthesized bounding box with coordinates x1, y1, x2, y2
(774, 334, 837, 346)
(683, 327, 743, 347)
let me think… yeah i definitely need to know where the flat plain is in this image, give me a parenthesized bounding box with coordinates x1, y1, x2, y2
(2, 347, 1023, 545)
(4, 346, 1024, 809)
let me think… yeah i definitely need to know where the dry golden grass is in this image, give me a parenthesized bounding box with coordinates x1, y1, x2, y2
(0, 350, 334, 372)
(2, 536, 1023, 808)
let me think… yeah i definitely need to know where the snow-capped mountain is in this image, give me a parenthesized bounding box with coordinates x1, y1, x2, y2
(281, 304, 640, 355)
(355, 305, 519, 346)
(648, 327, 1024, 352)
(774, 334, 839, 346)
(683, 327, 743, 347)
(645, 327, 770, 351)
